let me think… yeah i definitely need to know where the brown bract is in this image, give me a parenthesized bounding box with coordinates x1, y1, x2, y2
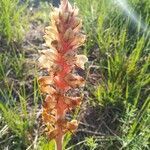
(38, 0, 88, 149)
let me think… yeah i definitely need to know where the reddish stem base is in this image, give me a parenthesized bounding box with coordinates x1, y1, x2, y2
(55, 135, 63, 150)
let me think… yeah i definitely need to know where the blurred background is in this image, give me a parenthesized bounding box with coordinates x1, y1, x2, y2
(0, 0, 149, 149)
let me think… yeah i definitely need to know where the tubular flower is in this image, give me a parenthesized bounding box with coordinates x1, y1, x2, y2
(38, 0, 88, 149)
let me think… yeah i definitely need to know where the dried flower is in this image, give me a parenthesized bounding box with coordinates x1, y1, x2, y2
(38, 0, 88, 149)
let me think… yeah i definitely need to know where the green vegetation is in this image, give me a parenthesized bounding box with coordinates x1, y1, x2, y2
(0, 0, 29, 44)
(0, 0, 149, 149)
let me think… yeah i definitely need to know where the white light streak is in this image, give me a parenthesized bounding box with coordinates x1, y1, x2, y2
(114, 0, 149, 33)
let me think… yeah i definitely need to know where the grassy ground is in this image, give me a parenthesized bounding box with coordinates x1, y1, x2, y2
(0, 0, 149, 149)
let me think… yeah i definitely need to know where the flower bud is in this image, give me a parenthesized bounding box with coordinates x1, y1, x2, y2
(67, 120, 78, 131)
(64, 28, 74, 41)
(60, 12, 70, 23)
(72, 17, 81, 30)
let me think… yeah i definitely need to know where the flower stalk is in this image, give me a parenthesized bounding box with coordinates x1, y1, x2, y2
(38, 0, 87, 149)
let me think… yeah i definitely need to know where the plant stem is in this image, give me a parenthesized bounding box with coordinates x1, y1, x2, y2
(55, 134, 63, 150)
(55, 102, 65, 150)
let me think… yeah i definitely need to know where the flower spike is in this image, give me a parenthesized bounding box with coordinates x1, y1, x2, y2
(38, 0, 88, 149)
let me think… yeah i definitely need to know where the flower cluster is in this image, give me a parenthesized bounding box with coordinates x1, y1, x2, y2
(38, 0, 87, 149)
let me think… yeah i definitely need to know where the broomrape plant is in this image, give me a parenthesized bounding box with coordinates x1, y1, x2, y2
(38, 0, 88, 149)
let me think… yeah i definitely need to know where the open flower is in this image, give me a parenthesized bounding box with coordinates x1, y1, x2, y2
(38, 0, 88, 149)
